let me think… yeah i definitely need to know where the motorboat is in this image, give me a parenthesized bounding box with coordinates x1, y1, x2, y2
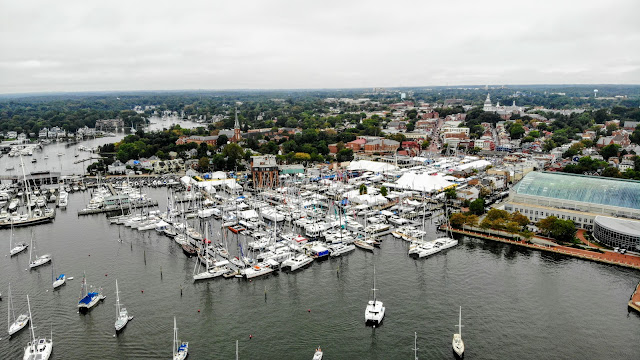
(7, 284, 29, 336)
(365, 266, 385, 326)
(452, 306, 465, 358)
(115, 280, 133, 333)
(313, 347, 323, 360)
(243, 260, 278, 279)
(23, 295, 53, 360)
(173, 317, 188, 360)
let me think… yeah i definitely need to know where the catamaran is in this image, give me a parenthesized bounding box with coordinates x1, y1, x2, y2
(78, 271, 105, 313)
(115, 279, 133, 332)
(9, 222, 28, 256)
(364, 265, 385, 326)
(23, 295, 53, 360)
(7, 283, 29, 336)
(28, 236, 51, 269)
(173, 317, 188, 360)
(452, 306, 464, 358)
(52, 262, 66, 289)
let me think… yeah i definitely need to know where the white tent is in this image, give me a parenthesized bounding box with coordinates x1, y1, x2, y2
(347, 160, 398, 173)
(393, 171, 455, 192)
(350, 194, 388, 205)
(454, 160, 491, 172)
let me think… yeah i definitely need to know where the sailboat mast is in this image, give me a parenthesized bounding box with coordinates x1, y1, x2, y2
(458, 306, 462, 337)
(173, 317, 177, 355)
(372, 265, 377, 302)
(115, 279, 120, 317)
(413, 331, 418, 360)
(27, 295, 35, 345)
(7, 284, 11, 333)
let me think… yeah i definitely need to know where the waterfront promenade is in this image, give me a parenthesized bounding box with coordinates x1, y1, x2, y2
(445, 226, 640, 271)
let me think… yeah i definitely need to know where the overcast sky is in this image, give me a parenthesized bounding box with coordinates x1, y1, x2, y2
(1, 0, 639, 94)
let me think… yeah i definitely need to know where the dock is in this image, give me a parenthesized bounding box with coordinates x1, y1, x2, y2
(446, 226, 640, 271)
(629, 281, 640, 314)
(77, 200, 159, 215)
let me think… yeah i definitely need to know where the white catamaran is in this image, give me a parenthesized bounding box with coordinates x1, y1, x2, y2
(7, 283, 30, 336)
(364, 265, 385, 326)
(452, 306, 464, 358)
(23, 295, 53, 360)
(173, 317, 188, 360)
(114, 279, 133, 332)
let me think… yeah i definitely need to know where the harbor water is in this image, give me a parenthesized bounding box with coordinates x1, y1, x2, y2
(0, 188, 639, 359)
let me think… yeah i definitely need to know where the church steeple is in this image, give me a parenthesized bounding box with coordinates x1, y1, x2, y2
(232, 107, 242, 142)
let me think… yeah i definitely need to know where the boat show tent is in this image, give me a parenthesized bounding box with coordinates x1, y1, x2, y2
(391, 171, 456, 193)
(239, 209, 259, 220)
(347, 160, 398, 173)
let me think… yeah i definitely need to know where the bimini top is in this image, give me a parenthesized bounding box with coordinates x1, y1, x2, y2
(514, 171, 640, 210)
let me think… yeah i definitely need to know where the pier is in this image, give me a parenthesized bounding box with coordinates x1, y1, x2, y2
(77, 200, 159, 215)
(445, 226, 640, 271)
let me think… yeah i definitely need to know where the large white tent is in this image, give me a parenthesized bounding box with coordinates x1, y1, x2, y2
(392, 171, 455, 192)
(347, 160, 398, 173)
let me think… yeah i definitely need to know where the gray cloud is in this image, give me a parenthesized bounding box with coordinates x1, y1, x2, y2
(1, 0, 639, 93)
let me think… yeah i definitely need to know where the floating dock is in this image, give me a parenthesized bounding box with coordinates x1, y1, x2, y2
(77, 200, 158, 215)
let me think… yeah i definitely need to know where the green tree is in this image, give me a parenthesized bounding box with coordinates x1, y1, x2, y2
(198, 156, 209, 170)
(359, 184, 367, 195)
(380, 186, 388, 197)
(216, 134, 228, 148)
(469, 198, 485, 215)
(449, 213, 466, 228)
(444, 187, 457, 200)
(336, 148, 354, 162)
(509, 123, 525, 139)
(600, 144, 620, 160)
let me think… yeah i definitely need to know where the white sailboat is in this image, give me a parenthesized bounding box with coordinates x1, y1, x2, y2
(28, 235, 51, 269)
(173, 317, 188, 360)
(23, 295, 53, 360)
(9, 222, 29, 256)
(114, 279, 133, 332)
(51, 262, 66, 289)
(7, 283, 30, 336)
(364, 265, 385, 326)
(452, 306, 464, 358)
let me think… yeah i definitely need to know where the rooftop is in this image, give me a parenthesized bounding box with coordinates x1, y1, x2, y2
(514, 171, 640, 210)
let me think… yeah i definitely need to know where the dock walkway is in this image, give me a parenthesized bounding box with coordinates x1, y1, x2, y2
(78, 200, 158, 215)
(445, 226, 640, 271)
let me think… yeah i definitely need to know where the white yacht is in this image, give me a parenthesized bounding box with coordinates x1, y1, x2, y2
(193, 264, 232, 281)
(115, 280, 133, 333)
(242, 260, 278, 279)
(452, 306, 464, 358)
(313, 346, 323, 360)
(28, 237, 51, 269)
(434, 237, 459, 251)
(282, 254, 314, 271)
(328, 243, 356, 257)
(7, 284, 29, 336)
(365, 266, 385, 326)
(23, 295, 53, 360)
(173, 317, 188, 360)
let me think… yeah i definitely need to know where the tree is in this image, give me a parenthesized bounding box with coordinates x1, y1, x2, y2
(198, 156, 209, 170)
(536, 216, 557, 236)
(469, 198, 485, 215)
(550, 219, 576, 242)
(600, 144, 620, 160)
(359, 184, 367, 195)
(509, 123, 525, 139)
(336, 148, 354, 162)
(216, 134, 228, 148)
(421, 140, 430, 149)
(511, 212, 530, 227)
(463, 214, 479, 227)
(380, 186, 388, 197)
(444, 187, 457, 200)
(449, 213, 466, 228)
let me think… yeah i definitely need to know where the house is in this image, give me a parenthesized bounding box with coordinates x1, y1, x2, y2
(39, 128, 49, 139)
(346, 138, 367, 152)
(108, 160, 127, 175)
(7, 131, 17, 139)
(175, 135, 219, 146)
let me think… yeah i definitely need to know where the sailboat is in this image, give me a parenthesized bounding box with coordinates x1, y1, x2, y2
(7, 283, 29, 336)
(23, 295, 53, 360)
(52, 262, 66, 289)
(9, 222, 28, 256)
(28, 235, 51, 269)
(173, 317, 188, 360)
(114, 279, 133, 332)
(78, 271, 105, 313)
(364, 265, 385, 326)
(452, 306, 464, 358)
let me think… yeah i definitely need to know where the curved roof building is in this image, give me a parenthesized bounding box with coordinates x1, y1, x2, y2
(513, 171, 640, 211)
